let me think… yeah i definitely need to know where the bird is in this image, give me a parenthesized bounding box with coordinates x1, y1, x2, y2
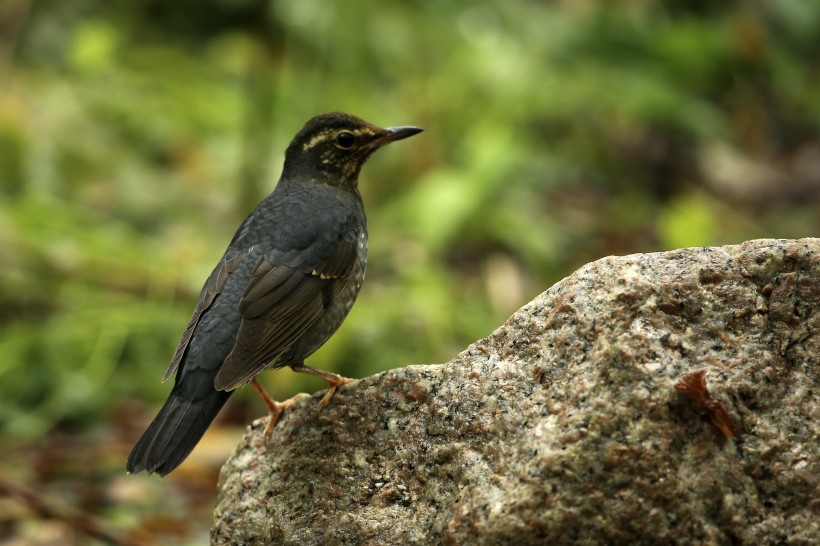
(126, 112, 422, 476)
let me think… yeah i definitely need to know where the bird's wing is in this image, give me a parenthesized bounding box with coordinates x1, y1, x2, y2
(162, 251, 247, 382)
(213, 235, 359, 391)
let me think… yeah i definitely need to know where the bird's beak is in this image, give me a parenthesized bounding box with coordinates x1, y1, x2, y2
(377, 125, 424, 146)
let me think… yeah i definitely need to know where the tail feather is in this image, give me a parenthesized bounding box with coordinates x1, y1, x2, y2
(127, 387, 231, 476)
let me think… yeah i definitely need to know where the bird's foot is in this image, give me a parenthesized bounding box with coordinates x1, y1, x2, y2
(289, 364, 355, 410)
(262, 392, 310, 439)
(318, 375, 354, 409)
(250, 378, 309, 441)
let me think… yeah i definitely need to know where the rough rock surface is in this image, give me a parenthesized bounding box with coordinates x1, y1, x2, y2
(211, 239, 819, 546)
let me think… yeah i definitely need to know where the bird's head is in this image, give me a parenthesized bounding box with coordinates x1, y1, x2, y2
(283, 112, 422, 189)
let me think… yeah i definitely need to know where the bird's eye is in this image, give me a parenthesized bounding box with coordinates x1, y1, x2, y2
(335, 131, 356, 149)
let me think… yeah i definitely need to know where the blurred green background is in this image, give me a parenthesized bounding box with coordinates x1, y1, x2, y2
(1, 0, 818, 544)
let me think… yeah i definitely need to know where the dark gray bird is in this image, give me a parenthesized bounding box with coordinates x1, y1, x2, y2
(127, 112, 422, 476)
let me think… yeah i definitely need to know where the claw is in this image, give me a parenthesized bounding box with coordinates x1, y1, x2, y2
(318, 376, 354, 408)
(250, 379, 309, 440)
(289, 364, 354, 410)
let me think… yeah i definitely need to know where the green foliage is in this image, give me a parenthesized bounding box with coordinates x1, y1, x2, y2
(2, 0, 820, 439)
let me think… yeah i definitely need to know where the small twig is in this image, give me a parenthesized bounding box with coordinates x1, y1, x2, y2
(0, 0, 33, 82)
(0, 473, 148, 546)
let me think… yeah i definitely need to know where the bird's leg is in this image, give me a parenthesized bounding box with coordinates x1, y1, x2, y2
(250, 378, 308, 440)
(289, 364, 354, 409)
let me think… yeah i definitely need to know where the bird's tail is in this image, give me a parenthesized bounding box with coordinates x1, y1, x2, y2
(126, 386, 232, 476)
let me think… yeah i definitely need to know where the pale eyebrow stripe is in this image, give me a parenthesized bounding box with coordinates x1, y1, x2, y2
(301, 128, 377, 151)
(302, 129, 333, 151)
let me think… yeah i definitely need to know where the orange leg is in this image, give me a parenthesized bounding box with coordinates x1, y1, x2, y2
(250, 378, 308, 439)
(289, 364, 354, 408)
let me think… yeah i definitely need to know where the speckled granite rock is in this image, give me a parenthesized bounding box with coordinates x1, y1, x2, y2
(211, 238, 819, 546)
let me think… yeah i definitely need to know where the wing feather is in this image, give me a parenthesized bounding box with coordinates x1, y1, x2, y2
(162, 251, 246, 381)
(213, 235, 359, 391)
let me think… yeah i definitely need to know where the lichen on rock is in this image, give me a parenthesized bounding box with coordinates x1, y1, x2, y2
(212, 238, 819, 546)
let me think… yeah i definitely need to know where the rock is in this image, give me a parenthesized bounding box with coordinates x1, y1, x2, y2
(211, 238, 820, 546)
